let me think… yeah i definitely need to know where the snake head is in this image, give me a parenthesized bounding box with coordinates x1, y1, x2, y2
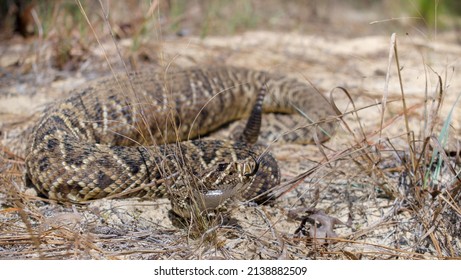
(169, 158, 259, 218)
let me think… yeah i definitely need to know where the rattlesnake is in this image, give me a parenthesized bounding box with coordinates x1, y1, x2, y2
(25, 66, 337, 217)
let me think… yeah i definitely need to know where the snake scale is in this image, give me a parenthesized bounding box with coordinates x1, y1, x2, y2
(25, 66, 337, 217)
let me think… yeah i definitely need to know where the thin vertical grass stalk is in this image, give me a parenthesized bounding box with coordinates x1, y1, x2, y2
(393, 34, 416, 171)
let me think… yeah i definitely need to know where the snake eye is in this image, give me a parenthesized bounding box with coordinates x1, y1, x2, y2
(217, 163, 228, 172)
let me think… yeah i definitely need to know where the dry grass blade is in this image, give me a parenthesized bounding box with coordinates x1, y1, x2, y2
(329, 86, 366, 143)
(379, 33, 395, 141)
(393, 34, 416, 170)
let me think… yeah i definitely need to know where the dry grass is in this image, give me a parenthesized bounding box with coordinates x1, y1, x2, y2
(1, 1, 461, 259)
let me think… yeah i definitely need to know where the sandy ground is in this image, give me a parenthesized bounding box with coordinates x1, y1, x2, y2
(1, 7, 461, 259)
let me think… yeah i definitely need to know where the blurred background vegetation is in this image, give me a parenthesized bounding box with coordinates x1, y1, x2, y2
(1, 0, 461, 40)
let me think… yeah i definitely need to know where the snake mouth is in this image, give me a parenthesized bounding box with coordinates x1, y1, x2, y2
(194, 182, 244, 212)
(169, 185, 244, 219)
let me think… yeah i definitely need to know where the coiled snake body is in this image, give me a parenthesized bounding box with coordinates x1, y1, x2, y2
(25, 66, 337, 217)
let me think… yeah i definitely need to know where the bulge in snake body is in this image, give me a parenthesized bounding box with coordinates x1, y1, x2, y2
(24, 66, 337, 216)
